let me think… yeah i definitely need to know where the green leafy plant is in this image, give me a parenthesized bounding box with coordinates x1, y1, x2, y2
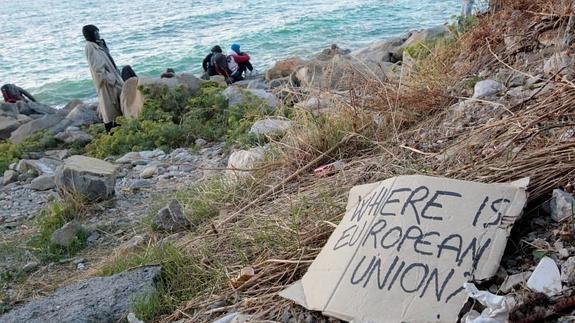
(27, 201, 87, 261)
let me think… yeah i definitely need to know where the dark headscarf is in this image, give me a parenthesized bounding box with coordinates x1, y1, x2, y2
(211, 45, 223, 53)
(82, 25, 99, 42)
(83, 25, 119, 71)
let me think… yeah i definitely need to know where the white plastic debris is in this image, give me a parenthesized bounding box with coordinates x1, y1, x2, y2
(527, 256, 562, 297)
(464, 283, 510, 323)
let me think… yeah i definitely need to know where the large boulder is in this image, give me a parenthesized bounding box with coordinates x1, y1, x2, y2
(54, 127, 93, 145)
(14, 101, 58, 116)
(16, 158, 62, 175)
(222, 86, 277, 110)
(0, 266, 160, 323)
(64, 103, 100, 127)
(0, 115, 31, 139)
(265, 57, 304, 81)
(10, 113, 66, 144)
(54, 156, 118, 202)
(120, 74, 202, 119)
(250, 118, 292, 137)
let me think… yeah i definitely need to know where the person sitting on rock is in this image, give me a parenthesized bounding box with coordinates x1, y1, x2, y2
(227, 43, 253, 82)
(210, 47, 234, 84)
(1, 84, 37, 103)
(83, 24, 124, 133)
(161, 68, 176, 79)
(202, 46, 224, 79)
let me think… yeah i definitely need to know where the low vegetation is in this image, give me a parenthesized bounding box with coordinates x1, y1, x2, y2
(0, 132, 58, 173)
(86, 82, 271, 159)
(27, 201, 87, 262)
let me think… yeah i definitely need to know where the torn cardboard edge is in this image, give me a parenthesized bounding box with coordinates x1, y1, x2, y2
(280, 175, 529, 323)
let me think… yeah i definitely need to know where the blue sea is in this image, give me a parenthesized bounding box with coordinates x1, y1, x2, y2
(0, 0, 461, 106)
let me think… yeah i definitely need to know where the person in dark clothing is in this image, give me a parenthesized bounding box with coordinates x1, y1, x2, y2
(161, 68, 176, 78)
(83, 24, 124, 133)
(121, 65, 137, 81)
(202, 45, 223, 77)
(1, 84, 37, 103)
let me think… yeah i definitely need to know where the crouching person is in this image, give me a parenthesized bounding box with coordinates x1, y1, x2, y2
(83, 24, 124, 132)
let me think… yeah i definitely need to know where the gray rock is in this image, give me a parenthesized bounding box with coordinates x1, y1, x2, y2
(54, 128, 93, 145)
(3, 170, 18, 185)
(129, 179, 153, 190)
(0, 116, 23, 139)
(50, 221, 84, 247)
(0, 103, 19, 118)
(15, 101, 58, 116)
(222, 86, 278, 110)
(44, 149, 70, 160)
(140, 165, 157, 179)
(249, 118, 292, 137)
(154, 200, 190, 232)
(139, 149, 165, 160)
(64, 103, 100, 127)
(10, 113, 66, 144)
(16, 158, 62, 175)
(195, 138, 207, 147)
(550, 189, 574, 222)
(562, 256, 575, 285)
(30, 174, 56, 191)
(473, 80, 505, 99)
(116, 152, 142, 164)
(54, 156, 118, 202)
(22, 261, 40, 273)
(0, 266, 160, 323)
(116, 235, 147, 255)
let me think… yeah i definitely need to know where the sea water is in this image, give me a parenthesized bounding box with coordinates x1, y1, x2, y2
(0, 0, 461, 106)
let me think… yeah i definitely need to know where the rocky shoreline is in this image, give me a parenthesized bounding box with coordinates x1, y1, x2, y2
(3, 6, 575, 321)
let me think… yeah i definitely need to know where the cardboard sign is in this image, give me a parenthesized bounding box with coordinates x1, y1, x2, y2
(280, 175, 528, 323)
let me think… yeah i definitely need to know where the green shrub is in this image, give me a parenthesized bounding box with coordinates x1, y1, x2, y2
(0, 131, 58, 173)
(87, 82, 275, 158)
(100, 243, 226, 321)
(27, 201, 87, 261)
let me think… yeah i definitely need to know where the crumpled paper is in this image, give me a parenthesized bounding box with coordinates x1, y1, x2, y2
(463, 283, 511, 323)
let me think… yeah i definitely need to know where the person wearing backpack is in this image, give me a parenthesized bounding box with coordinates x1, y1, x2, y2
(83, 24, 124, 132)
(227, 43, 253, 82)
(1, 84, 37, 103)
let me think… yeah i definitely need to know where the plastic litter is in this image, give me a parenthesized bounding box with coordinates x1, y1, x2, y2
(464, 283, 510, 323)
(527, 256, 562, 297)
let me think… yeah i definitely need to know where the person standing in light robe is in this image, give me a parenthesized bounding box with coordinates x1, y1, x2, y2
(83, 25, 124, 132)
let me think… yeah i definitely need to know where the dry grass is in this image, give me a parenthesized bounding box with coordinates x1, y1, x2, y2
(100, 0, 575, 321)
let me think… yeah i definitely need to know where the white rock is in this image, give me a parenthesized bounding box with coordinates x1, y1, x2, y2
(227, 147, 266, 180)
(527, 257, 562, 297)
(550, 189, 574, 222)
(473, 80, 505, 99)
(249, 118, 292, 137)
(222, 86, 277, 110)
